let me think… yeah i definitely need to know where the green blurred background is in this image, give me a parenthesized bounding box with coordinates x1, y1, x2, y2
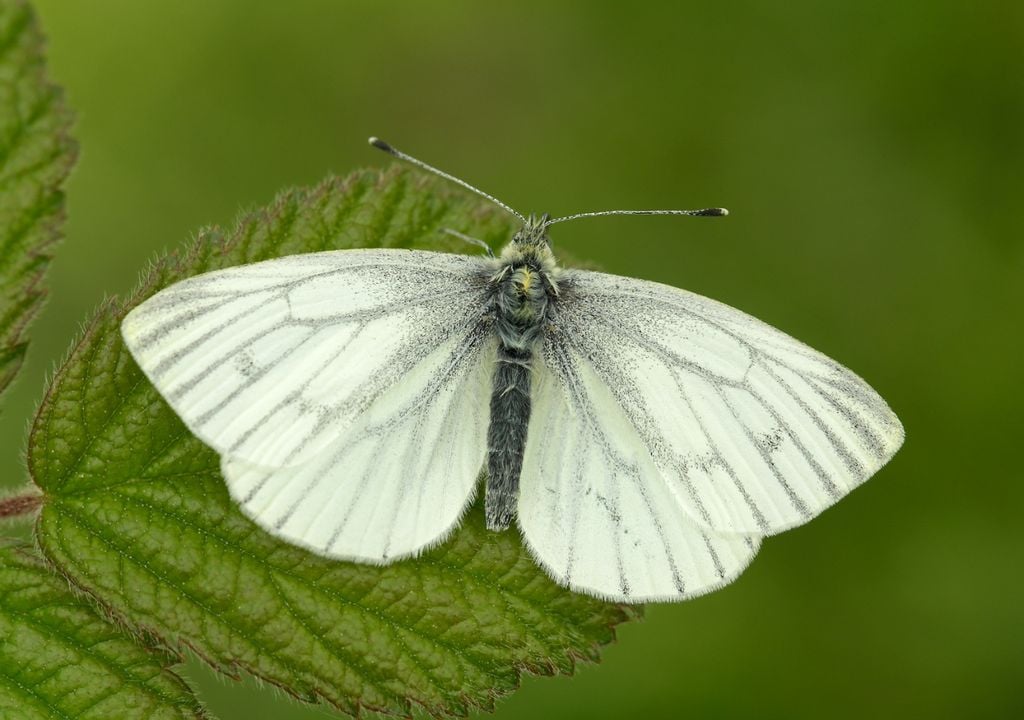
(3, 1, 1022, 718)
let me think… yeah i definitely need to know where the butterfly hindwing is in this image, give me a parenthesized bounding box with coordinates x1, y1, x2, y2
(517, 339, 760, 602)
(222, 329, 495, 561)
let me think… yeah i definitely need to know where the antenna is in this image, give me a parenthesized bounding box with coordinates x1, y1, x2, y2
(546, 207, 728, 227)
(368, 137, 526, 223)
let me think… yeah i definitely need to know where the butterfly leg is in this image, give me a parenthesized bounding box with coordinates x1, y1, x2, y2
(441, 228, 495, 258)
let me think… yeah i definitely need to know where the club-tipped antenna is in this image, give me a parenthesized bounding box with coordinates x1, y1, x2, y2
(369, 137, 526, 223)
(545, 207, 728, 227)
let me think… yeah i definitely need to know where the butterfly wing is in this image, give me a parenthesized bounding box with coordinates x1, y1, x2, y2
(122, 249, 495, 560)
(518, 340, 760, 602)
(222, 328, 495, 562)
(517, 267, 902, 601)
(537, 268, 905, 539)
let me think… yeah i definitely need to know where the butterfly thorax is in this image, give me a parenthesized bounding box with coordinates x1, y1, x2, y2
(484, 215, 561, 531)
(492, 214, 560, 339)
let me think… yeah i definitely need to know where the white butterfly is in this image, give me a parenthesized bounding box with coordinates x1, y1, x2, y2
(121, 138, 904, 603)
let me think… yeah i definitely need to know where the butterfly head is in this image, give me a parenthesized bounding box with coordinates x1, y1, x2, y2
(499, 213, 559, 274)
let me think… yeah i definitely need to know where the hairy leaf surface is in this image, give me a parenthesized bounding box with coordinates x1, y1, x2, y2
(0, 0, 76, 396)
(0, 543, 206, 720)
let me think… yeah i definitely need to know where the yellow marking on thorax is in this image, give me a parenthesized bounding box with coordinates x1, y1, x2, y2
(520, 268, 534, 293)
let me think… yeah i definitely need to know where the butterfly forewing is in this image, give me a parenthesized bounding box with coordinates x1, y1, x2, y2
(122, 249, 491, 468)
(540, 269, 904, 538)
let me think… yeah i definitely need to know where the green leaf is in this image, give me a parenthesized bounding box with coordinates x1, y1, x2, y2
(29, 167, 637, 718)
(0, 542, 207, 720)
(0, 0, 77, 397)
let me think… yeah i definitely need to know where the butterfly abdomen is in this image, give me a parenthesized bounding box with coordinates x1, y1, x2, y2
(485, 249, 558, 531)
(486, 345, 532, 530)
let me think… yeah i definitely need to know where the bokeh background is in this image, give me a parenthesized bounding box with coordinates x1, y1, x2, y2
(2, 1, 1021, 718)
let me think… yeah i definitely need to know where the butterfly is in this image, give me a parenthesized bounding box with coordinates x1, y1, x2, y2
(120, 138, 904, 603)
